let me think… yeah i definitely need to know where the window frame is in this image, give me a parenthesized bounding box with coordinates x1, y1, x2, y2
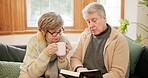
(0, 0, 124, 35)
(26, 0, 97, 33)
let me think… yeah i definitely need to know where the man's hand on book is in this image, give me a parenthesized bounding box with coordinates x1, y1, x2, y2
(77, 67, 88, 72)
(83, 76, 87, 78)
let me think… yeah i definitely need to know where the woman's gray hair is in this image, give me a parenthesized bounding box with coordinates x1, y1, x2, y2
(82, 2, 106, 19)
(38, 12, 64, 32)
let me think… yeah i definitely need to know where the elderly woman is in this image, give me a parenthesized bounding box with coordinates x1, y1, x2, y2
(19, 12, 72, 78)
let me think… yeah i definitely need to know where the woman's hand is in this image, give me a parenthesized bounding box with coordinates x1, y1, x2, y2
(58, 42, 71, 60)
(45, 43, 57, 56)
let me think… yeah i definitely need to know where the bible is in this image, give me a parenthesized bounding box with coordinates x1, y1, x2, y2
(60, 69, 103, 78)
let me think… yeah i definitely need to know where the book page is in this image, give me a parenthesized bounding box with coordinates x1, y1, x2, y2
(79, 69, 99, 73)
(60, 69, 80, 77)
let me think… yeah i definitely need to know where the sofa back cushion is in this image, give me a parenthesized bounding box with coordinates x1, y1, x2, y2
(126, 37, 144, 77)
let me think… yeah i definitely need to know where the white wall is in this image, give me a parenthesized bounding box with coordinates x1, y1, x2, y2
(0, 34, 31, 45)
(124, 0, 138, 40)
(124, 0, 148, 45)
(137, 4, 148, 45)
(0, 34, 81, 45)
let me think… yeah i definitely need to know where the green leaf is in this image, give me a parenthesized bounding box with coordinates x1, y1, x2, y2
(138, 0, 148, 7)
(118, 19, 129, 34)
(135, 34, 142, 43)
(143, 0, 148, 1)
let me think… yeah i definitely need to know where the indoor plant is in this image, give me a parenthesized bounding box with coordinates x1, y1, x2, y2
(118, 0, 148, 43)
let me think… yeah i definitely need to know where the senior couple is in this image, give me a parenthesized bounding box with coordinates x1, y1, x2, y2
(18, 2, 129, 78)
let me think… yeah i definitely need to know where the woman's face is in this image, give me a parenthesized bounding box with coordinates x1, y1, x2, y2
(45, 27, 64, 43)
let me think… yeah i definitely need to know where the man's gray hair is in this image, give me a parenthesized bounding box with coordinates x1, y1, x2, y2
(82, 2, 106, 19)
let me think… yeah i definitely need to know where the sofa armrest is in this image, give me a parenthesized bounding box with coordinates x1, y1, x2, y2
(11, 45, 27, 50)
(134, 46, 148, 78)
(125, 36, 145, 78)
(0, 43, 26, 62)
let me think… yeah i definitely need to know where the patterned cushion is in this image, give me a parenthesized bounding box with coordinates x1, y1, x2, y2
(0, 61, 22, 78)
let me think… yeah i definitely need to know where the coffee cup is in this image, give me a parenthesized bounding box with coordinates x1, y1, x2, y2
(56, 42, 66, 56)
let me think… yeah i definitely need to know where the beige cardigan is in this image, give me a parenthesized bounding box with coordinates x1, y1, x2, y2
(71, 26, 129, 78)
(19, 31, 72, 78)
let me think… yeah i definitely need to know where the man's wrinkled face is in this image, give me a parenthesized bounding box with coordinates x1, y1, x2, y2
(85, 12, 107, 35)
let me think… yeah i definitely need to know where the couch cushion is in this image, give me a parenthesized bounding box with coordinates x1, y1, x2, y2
(126, 37, 145, 75)
(134, 46, 148, 78)
(0, 61, 22, 78)
(0, 43, 26, 62)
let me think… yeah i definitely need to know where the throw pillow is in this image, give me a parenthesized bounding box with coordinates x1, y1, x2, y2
(0, 61, 22, 78)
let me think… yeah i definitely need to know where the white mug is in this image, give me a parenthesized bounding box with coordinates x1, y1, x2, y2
(56, 42, 66, 56)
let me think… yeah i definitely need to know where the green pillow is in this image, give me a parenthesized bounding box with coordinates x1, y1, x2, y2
(126, 37, 144, 75)
(0, 61, 22, 78)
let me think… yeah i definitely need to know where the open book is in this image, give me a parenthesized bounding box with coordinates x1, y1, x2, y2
(60, 69, 103, 78)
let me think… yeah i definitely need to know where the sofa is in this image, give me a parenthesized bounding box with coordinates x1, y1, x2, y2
(0, 44, 26, 78)
(126, 37, 148, 78)
(0, 37, 148, 78)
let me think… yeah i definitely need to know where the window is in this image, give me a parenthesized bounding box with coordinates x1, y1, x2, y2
(27, 0, 124, 28)
(27, 0, 73, 27)
(0, 0, 124, 35)
(99, 0, 124, 26)
(26, 0, 97, 33)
